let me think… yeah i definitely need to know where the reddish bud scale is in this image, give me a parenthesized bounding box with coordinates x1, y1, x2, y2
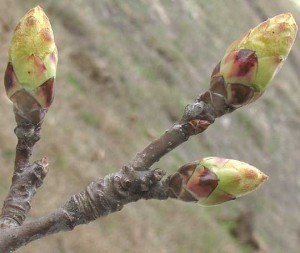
(186, 168, 219, 199)
(4, 63, 54, 124)
(4, 6, 57, 125)
(228, 49, 257, 78)
(208, 49, 258, 112)
(204, 13, 297, 114)
(169, 162, 219, 202)
(4, 63, 19, 94)
(169, 157, 268, 206)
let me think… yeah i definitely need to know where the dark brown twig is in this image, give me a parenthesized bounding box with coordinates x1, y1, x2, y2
(0, 122, 48, 228)
(129, 99, 221, 171)
(0, 167, 171, 253)
(0, 93, 232, 253)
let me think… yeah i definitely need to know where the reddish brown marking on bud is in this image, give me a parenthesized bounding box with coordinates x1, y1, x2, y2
(200, 91, 213, 105)
(15, 22, 21, 31)
(207, 191, 236, 205)
(25, 16, 38, 27)
(210, 75, 227, 97)
(179, 190, 198, 202)
(189, 119, 211, 133)
(11, 90, 39, 112)
(11, 89, 46, 124)
(30, 55, 47, 75)
(200, 90, 228, 117)
(213, 157, 228, 165)
(187, 168, 218, 198)
(49, 52, 57, 64)
(35, 77, 55, 108)
(4, 63, 17, 95)
(40, 28, 53, 42)
(183, 120, 210, 135)
(235, 49, 258, 76)
(242, 184, 253, 192)
(169, 173, 183, 197)
(199, 168, 219, 188)
(244, 169, 257, 179)
(211, 61, 221, 78)
(178, 162, 198, 180)
(277, 23, 287, 32)
(210, 92, 228, 114)
(229, 83, 254, 106)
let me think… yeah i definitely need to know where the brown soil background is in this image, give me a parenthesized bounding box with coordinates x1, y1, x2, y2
(0, 1, 299, 253)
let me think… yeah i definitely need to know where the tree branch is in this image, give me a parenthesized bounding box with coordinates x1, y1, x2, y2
(0, 7, 295, 252)
(0, 93, 226, 252)
(128, 96, 227, 171)
(0, 122, 48, 228)
(0, 167, 171, 253)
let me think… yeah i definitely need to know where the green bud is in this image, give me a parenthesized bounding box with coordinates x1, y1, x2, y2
(209, 13, 297, 109)
(4, 6, 58, 124)
(169, 157, 268, 206)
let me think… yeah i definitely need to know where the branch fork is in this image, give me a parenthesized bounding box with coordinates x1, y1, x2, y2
(0, 8, 297, 253)
(0, 94, 221, 252)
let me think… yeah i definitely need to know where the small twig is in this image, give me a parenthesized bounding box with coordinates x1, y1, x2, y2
(0, 92, 231, 251)
(0, 123, 48, 228)
(0, 7, 295, 252)
(129, 95, 230, 171)
(0, 167, 171, 253)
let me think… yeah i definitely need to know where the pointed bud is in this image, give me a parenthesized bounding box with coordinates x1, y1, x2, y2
(4, 6, 58, 124)
(169, 157, 268, 206)
(209, 13, 297, 109)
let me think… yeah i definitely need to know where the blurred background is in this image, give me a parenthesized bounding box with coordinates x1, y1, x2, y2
(0, 0, 300, 252)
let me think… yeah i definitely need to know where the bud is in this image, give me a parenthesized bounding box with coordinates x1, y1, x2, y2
(4, 6, 58, 124)
(207, 13, 297, 110)
(169, 157, 268, 206)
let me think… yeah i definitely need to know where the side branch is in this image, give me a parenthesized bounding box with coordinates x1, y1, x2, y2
(129, 96, 229, 171)
(0, 94, 226, 251)
(0, 123, 48, 228)
(0, 167, 172, 253)
(0, 8, 296, 253)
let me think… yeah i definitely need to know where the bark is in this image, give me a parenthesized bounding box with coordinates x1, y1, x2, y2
(0, 91, 230, 252)
(0, 123, 48, 228)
